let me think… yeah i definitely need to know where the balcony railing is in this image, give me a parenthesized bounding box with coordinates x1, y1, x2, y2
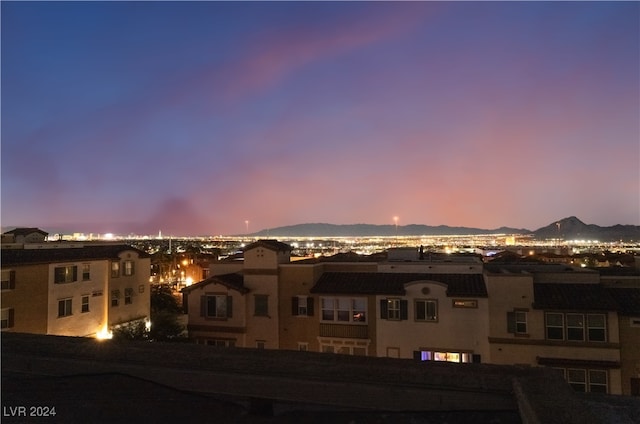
(319, 323, 369, 339)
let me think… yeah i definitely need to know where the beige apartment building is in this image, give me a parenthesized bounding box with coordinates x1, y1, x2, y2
(182, 240, 639, 396)
(1, 240, 150, 338)
(182, 240, 291, 348)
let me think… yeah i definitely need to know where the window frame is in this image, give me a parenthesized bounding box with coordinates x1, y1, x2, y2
(58, 298, 73, 317)
(1, 270, 16, 290)
(81, 296, 90, 313)
(254, 294, 269, 317)
(124, 288, 133, 305)
(82, 264, 91, 281)
(0, 308, 15, 329)
(203, 294, 233, 319)
(415, 299, 438, 322)
(320, 297, 368, 324)
(111, 290, 120, 307)
(111, 261, 120, 278)
(545, 312, 565, 340)
(54, 265, 78, 284)
(123, 260, 135, 276)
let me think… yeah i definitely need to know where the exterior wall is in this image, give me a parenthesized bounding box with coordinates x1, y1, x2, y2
(486, 271, 622, 394)
(277, 264, 322, 352)
(108, 251, 150, 328)
(243, 273, 279, 349)
(47, 260, 109, 337)
(185, 282, 247, 347)
(376, 281, 489, 361)
(532, 269, 599, 284)
(619, 315, 640, 395)
(1, 264, 49, 334)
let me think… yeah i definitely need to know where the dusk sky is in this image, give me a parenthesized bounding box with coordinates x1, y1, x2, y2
(2, 1, 639, 236)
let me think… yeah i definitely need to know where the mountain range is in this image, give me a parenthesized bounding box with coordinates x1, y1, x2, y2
(252, 216, 640, 241)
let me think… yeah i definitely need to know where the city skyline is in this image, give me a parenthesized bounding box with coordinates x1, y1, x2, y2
(2, 2, 639, 236)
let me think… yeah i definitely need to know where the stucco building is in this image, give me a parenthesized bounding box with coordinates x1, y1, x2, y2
(1, 240, 150, 338)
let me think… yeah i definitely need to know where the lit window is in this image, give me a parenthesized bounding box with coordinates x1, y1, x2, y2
(417, 350, 473, 363)
(111, 262, 120, 278)
(54, 266, 78, 284)
(452, 299, 477, 308)
(320, 297, 367, 323)
(123, 260, 134, 276)
(380, 298, 407, 321)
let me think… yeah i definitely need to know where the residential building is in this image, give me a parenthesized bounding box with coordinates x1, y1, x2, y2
(485, 263, 624, 394)
(1, 241, 150, 337)
(182, 240, 290, 348)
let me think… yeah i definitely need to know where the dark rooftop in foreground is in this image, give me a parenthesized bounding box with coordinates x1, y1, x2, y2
(1, 244, 150, 265)
(3, 333, 639, 423)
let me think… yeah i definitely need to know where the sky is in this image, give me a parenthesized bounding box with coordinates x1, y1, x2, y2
(2, 1, 639, 236)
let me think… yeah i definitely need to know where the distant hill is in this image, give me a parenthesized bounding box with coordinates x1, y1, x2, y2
(532, 216, 640, 241)
(252, 217, 639, 241)
(251, 223, 531, 238)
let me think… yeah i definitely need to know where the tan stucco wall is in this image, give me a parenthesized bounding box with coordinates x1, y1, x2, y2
(376, 281, 489, 360)
(619, 315, 640, 395)
(108, 253, 150, 327)
(1, 264, 49, 334)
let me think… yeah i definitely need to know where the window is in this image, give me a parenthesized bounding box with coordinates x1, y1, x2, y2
(380, 298, 408, 321)
(545, 312, 564, 340)
(202, 295, 232, 319)
(1, 270, 16, 290)
(587, 314, 606, 342)
(58, 299, 72, 317)
(82, 264, 91, 281)
(415, 299, 437, 322)
(452, 299, 477, 308)
(561, 368, 608, 393)
(292, 296, 314, 316)
(545, 312, 607, 342)
(1, 308, 15, 329)
(123, 260, 134, 276)
(566, 314, 585, 341)
(298, 342, 308, 351)
(387, 299, 401, 320)
(124, 288, 133, 305)
(256, 340, 266, 349)
(320, 343, 367, 356)
(415, 350, 474, 363)
(254, 295, 268, 317)
(81, 296, 89, 313)
(111, 290, 120, 307)
(54, 266, 77, 284)
(205, 339, 235, 347)
(321, 297, 367, 323)
(111, 262, 120, 278)
(507, 310, 528, 334)
(567, 369, 586, 392)
(589, 370, 608, 393)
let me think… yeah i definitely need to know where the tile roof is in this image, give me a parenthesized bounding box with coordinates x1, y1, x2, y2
(2, 227, 49, 236)
(310, 272, 487, 297)
(244, 239, 292, 252)
(181, 273, 249, 294)
(1, 244, 150, 266)
(532, 283, 618, 311)
(606, 287, 640, 315)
